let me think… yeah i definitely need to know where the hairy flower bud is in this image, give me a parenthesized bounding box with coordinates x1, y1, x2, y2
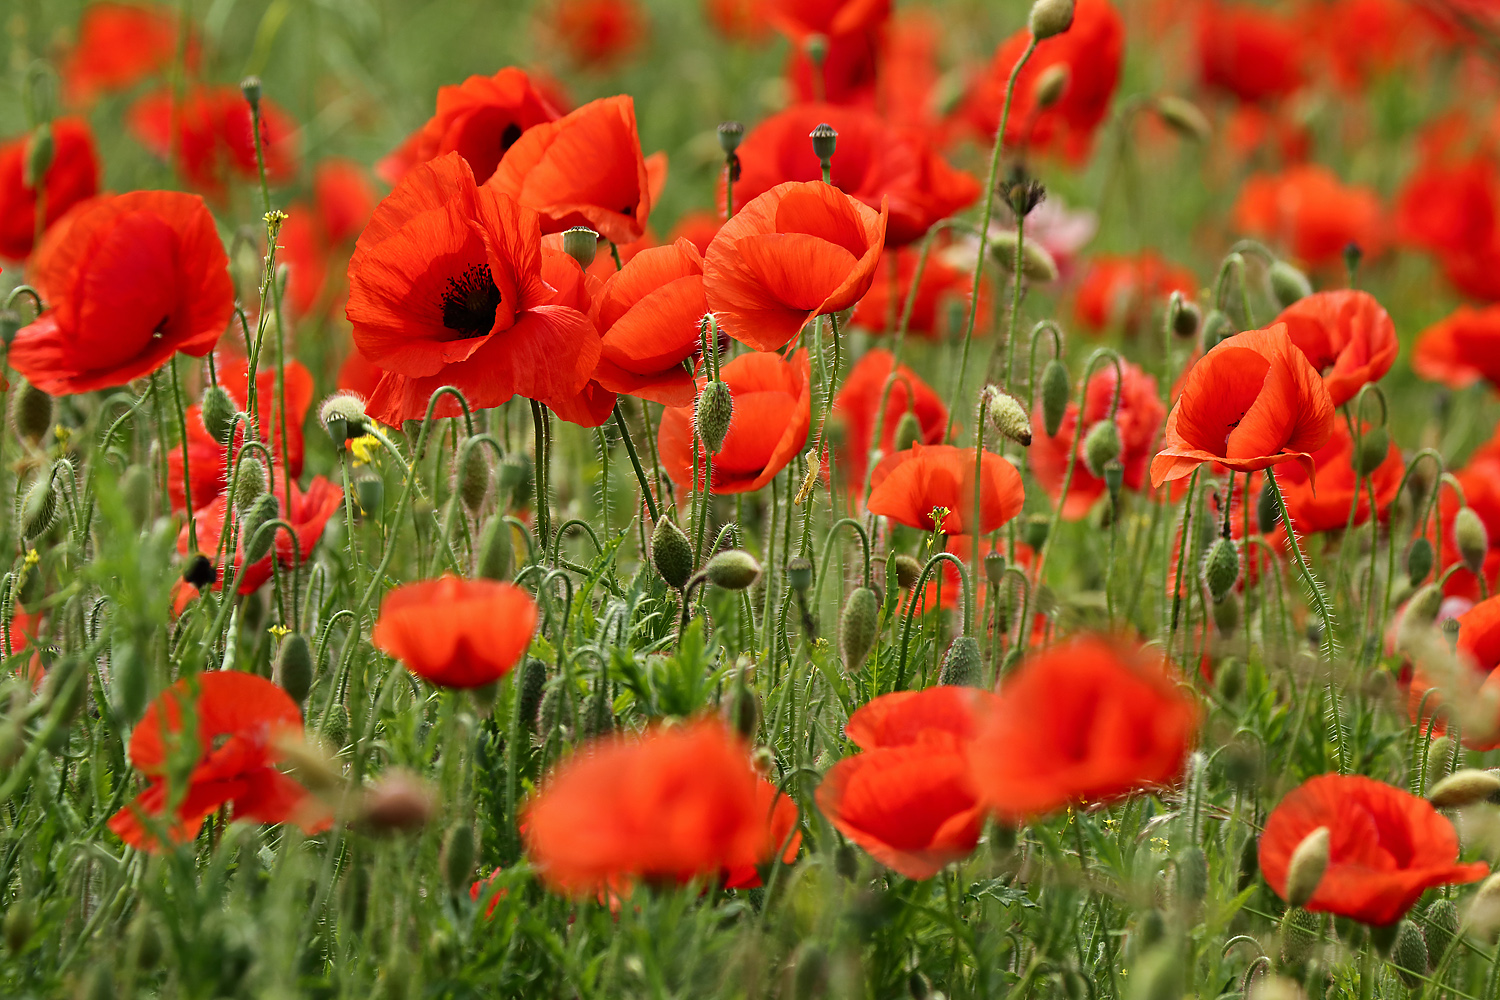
(1029, 0, 1076, 38)
(319, 393, 367, 448)
(1392, 920, 1428, 988)
(705, 549, 761, 590)
(1202, 536, 1240, 602)
(1155, 96, 1211, 142)
(1284, 826, 1330, 907)
(894, 554, 923, 590)
(10, 380, 52, 446)
(652, 517, 694, 589)
(111, 640, 148, 723)
(1203, 308, 1235, 349)
(276, 633, 314, 704)
(985, 388, 1031, 447)
(1352, 426, 1389, 478)
(562, 227, 598, 269)
(517, 658, 547, 735)
(938, 636, 982, 687)
(199, 384, 237, 444)
(24, 124, 53, 189)
(1033, 64, 1069, 109)
(233, 455, 268, 513)
(992, 235, 1059, 282)
(477, 514, 513, 581)
(442, 824, 477, 894)
(1407, 536, 1434, 586)
(1082, 419, 1122, 477)
(1425, 898, 1458, 967)
(1455, 506, 1488, 575)
(456, 441, 491, 513)
(1280, 907, 1321, 966)
(1269, 260, 1313, 309)
(1428, 768, 1500, 809)
(984, 550, 1006, 587)
(892, 410, 922, 453)
(840, 586, 879, 669)
(239, 492, 281, 563)
(695, 380, 734, 455)
(17, 471, 58, 541)
(1040, 359, 1071, 438)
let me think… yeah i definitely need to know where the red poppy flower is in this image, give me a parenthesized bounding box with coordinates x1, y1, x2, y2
(1270, 420, 1404, 536)
(128, 85, 298, 199)
(787, 28, 885, 106)
(1413, 305, 1500, 390)
(705, 0, 773, 39)
(108, 672, 333, 852)
(967, 637, 1199, 820)
(378, 68, 560, 186)
(1406, 595, 1500, 749)
(166, 355, 314, 514)
(485, 95, 657, 246)
(1030, 360, 1165, 520)
(373, 576, 537, 689)
(1073, 252, 1196, 336)
(1259, 774, 1488, 926)
(1302, 0, 1433, 90)
(852, 247, 984, 339)
(817, 686, 1001, 879)
(184, 475, 344, 594)
(657, 349, 810, 494)
(1396, 154, 1500, 301)
(704, 180, 887, 352)
(867, 443, 1025, 535)
(724, 777, 802, 889)
(551, 0, 647, 68)
(832, 348, 947, 490)
(768, 0, 889, 39)
(345, 153, 600, 424)
(9, 190, 233, 395)
(337, 347, 385, 401)
(729, 104, 979, 247)
(1273, 290, 1397, 407)
(668, 210, 722, 255)
(589, 239, 706, 406)
(1150, 324, 1336, 487)
(1196, 1, 1306, 102)
(524, 718, 799, 894)
(62, 2, 194, 106)
(0, 118, 101, 261)
(282, 160, 379, 318)
(1223, 104, 1311, 165)
(1233, 166, 1384, 269)
(964, 0, 1124, 163)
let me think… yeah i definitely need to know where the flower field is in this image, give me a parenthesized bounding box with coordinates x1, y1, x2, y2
(3, 0, 1500, 997)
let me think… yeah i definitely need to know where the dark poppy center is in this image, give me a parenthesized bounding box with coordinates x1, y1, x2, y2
(500, 122, 522, 153)
(440, 263, 501, 340)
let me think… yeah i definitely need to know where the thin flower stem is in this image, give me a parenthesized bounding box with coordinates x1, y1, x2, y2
(611, 404, 659, 521)
(167, 357, 198, 552)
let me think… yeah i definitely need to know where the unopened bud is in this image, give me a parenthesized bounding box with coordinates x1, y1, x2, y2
(1040, 359, 1071, 438)
(652, 517, 694, 589)
(111, 640, 148, 722)
(1028, 0, 1076, 38)
(477, 514, 513, 581)
(987, 388, 1031, 447)
(1392, 920, 1428, 988)
(1171, 295, 1202, 339)
(562, 227, 598, 269)
(1283, 826, 1330, 907)
(442, 824, 477, 894)
(895, 554, 923, 590)
(276, 633, 313, 704)
(23, 123, 53, 189)
(1203, 308, 1235, 349)
(892, 411, 922, 453)
(1269, 260, 1313, 309)
(1033, 64, 1069, 109)
(1428, 768, 1500, 809)
(456, 441, 491, 513)
(840, 586, 879, 670)
(199, 385, 237, 443)
(239, 492, 281, 563)
(1155, 96, 1211, 142)
(1174, 845, 1208, 906)
(1280, 907, 1321, 966)
(695, 380, 734, 455)
(705, 550, 760, 590)
(787, 555, 814, 593)
(1426, 898, 1458, 965)
(938, 635, 982, 687)
(992, 235, 1059, 282)
(1082, 419, 1121, 477)
(1212, 592, 1240, 636)
(1455, 506, 1488, 575)
(1353, 426, 1389, 477)
(1257, 477, 1280, 533)
(717, 121, 744, 154)
(233, 455, 267, 513)
(1407, 537, 1434, 585)
(359, 770, 435, 833)
(10, 380, 52, 445)
(517, 659, 547, 735)
(320, 393, 367, 447)
(18, 471, 58, 541)
(1202, 536, 1240, 601)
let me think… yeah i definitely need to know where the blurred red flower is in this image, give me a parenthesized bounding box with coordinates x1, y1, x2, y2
(867, 443, 1025, 535)
(1151, 324, 1335, 487)
(852, 246, 983, 338)
(1273, 290, 1397, 406)
(1413, 305, 1500, 390)
(1396, 146, 1500, 300)
(0, 118, 100, 260)
(374, 576, 537, 689)
(1233, 165, 1384, 269)
(964, 0, 1124, 163)
(968, 637, 1199, 820)
(1301, 0, 1434, 91)
(657, 349, 811, 494)
(705, 0, 773, 39)
(1271, 420, 1404, 535)
(1259, 774, 1487, 926)
(704, 180, 887, 352)
(832, 348, 947, 490)
(552, 0, 646, 68)
(524, 718, 799, 894)
(1030, 360, 1165, 520)
(668, 210, 722, 255)
(1073, 252, 1196, 336)
(185, 474, 344, 594)
(10, 190, 232, 394)
(1196, 1, 1306, 102)
(1406, 594, 1500, 750)
(281, 160, 380, 318)
(1433, 440, 1500, 600)
(345, 153, 600, 424)
(817, 686, 1001, 879)
(591, 239, 707, 407)
(108, 672, 332, 852)
(62, 2, 194, 106)
(128, 85, 298, 199)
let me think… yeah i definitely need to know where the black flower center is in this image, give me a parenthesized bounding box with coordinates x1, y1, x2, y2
(440, 264, 500, 340)
(500, 122, 523, 153)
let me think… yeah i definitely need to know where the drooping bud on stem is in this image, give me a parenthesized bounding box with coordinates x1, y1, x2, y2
(985, 388, 1031, 447)
(704, 549, 761, 590)
(1407, 537, 1434, 585)
(456, 441, 491, 513)
(938, 636, 982, 687)
(1040, 359, 1071, 437)
(1082, 419, 1122, 477)
(9, 380, 52, 446)
(199, 384, 237, 444)
(1283, 826, 1330, 907)
(892, 410, 922, 453)
(240, 492, 281, 563)
(1154, 96, 1211, 142)
(1353, 426, 1389, 477)
(1028, 0, 1076, 38)
(1455, 506, 1488, 575)
(1169, 292, 1201, 339)
(1202, 536, 1240, 602)
(1032, 64, 1069, 109)
(234, 455, 268, 514)
(1428, 768, 1500, 809)
(1269, 260, 1313, 309)
(477, 514, 513, 581)
(18, 468, 58, 541)
(651, 517, 694, 589)
(695, 380, 734, 455)
(276, 633, 313, 704)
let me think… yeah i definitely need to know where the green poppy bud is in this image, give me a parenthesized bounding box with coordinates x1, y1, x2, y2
(1407, 537, 1434, 585)
(1040, 359, 1071, 438)
(9, 380, 52, 446)
(892, 410, 922, 453)
(986, 388, 1031, 447)
(1174, 845, 1208, 906)
(23, 123, 53, 189)
(1425, 898, 1458, 968)
(121, 463, 152, 528)
(1203, 308, 1235, 349)
(787, 555, 814, 593)
(18, 470, 58, 541)
(1284, 826, 1330, 907)
(937, 635, 982, 687)
(1082, 419, 1121, 477)
(895, 554, 923, 590)
(233, 455, 268, 514)
(355, 474, 384, 517)
(517, 658, 547, 736)
(695, 380, 734, 455)
(1212, 593, 1240, 637)
(561, 227, 598, 269)
(1257, 477, 1280, 533)
(276, 633, 314, 704)
(1201, 536, 1240, 602)
(1428, 768, 1500, 809)
(840, 586, 879, 669)
(1154, 96, 1211, 142)
(1455, 506, 1488, 575)
(992, 235, 1059, 283)
(652, 517, 694, 589)
(1269, 260, 1313, 309)
(1344, 242, 1364, 277)
(1352, 426, 1389, 477)
(442, 824, 477, 894)
(1029, 0, 1076, 39)
(199, 384, 237, 444)
(1033, 64, 1069, 109)
(456, 441, 491, 513)
(1279, 907, 1321, 966)
(476, 514, 513, 581)
(1392, 920, 1428, 988)
(705, 549, 761, 590)
(1171, 297, 1202, 339)
(1022, 513, 1050, 551)
(111, 640, 148, 723)
(240, 492, 281, 563)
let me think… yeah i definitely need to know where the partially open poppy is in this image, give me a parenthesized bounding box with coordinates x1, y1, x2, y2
(704, 180, 887, 352)
(1150, 324, 1335, 487)
(832, 348, 947, 491)
(867, 443, 1025, 536)
(1259, 774, 1488, 926)
(657, 349, 810, 494)
(374, 576, 537, 689)
(1073, 252, 1196, 337)
(817, 686, 1000, 879)
(62, 2, 193, 106)
(185, 475, 344, 594)
(108, 672, 332, 852)
(377, 67, 560, 187)
(128, 85, 298, 199)
(967, 637, 1199, 820)
(524, 718, 799, 894)
(1273, 290, 1397, 407)
(1233, 166, 1384, 270)
(0, 118, 101, 261)
(1196, 1, 1306, 103)
(9, 190, 234, 395)
(485, 95, 657, 246)
(1413, 304, 1500, 390)
(590, 239, 707, 407)
(345, 153, 600, 424)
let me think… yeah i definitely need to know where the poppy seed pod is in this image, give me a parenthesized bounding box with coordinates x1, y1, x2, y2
(1202, 536, 1240, 602)
(456, 442, 491, 513)
(809, 122, 838, 165)
(1269, 260, 1313, 309)
(991, 235, 1059, 282)
(239, 75, 262, 111)
(1082, 419, 1122, 477)
(477, 514, 513, 582)
(233, 455, 267, 513)
(1425, 898, 1458, 966)
(442, 824, 477, 894)
(1455, 506, 1488, 575)
(1103, 460, 1124, 503)
(787, 555, 814, 593)
(1392, 921, 1428, 988)
(1280, 907, 1321, 966)
(199, 384, 237, 444)
(938, 636, 982, 687)
(695, 379, 734, 455)
(984, 550, 1006, 587)
(23, 123, 53, 189)
(717, 120, 744, 154)
(561, 227, 599, 269)
(239, 492, 281, 563)
(1154, 96, 1211, 142)
(517, 659, 547, 736)
(1428, 769, 1500, 809)
(1029, 0, 1076, 38)
(1040, 359, 1071, 437)
(10, 381, 52, 445)
(1033, 64, 1070, 110)
(18, 471, 58, 541)
(1352, 426, 1389, 478)
(276, 633, 313, 704)
(1283, 825, 1330, 907)
(319, 393, 367, 447)
(840, 586, 879, 669)
(892, 410, 923, 454)
(986, 388, 1031, 447)
(705, 549, 761, 590)
(1407, 537, 1434, 585)
(895, 554, 924, 590)
(652, 517, 694, 589)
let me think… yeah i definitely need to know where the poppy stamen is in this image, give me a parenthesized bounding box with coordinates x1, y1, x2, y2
(439, 263, 501, 340)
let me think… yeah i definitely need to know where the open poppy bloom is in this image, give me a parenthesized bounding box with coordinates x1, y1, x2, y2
(964, 0, 1124, 163)
(1150, 324, 1335, 487)
(817, 686, 1001, 879)
(128, 85, 298, 199)
(108, 672, 333, 852)
(168, 355, 314, 514)
(1030, 360, 1165, 520)
(1073, 252, 1196, 336)
(1233, 166, 1384, 270)
(657, 349, 810, 494)
(590, 238, 707, 406)
(373, 576, 538, 689)
(1413, 304, 1500, 390)
(1270, 421, 1404, 536)
(1196, 1, 1306, 103)
(485, 95, 658, 246)
(1273, 290, 1397, 406)
(378, 67, 560, 186)
(345, 152, 600, 424)
(705, 180, 887, 352)
(524, 718, 799, 894)
(967, 637, 1199, 820)
(867, 443, 1025, 535)
(9, 190, 234, 395)
(184, 475, 344, 594)
(0, 118, 100, 261)
(832, 348, 947, 491)
(551, 0, 647, 68)
(727, 103, 979, 247)
(62, 2, 193, 105)
(852, 246, 982, 338)
(1259, 774, 1488, 926)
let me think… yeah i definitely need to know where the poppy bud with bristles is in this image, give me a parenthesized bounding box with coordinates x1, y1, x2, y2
(938, 636, 982, 687)
(442, 824, 477, 894)
(991, 235, 1059, 282)
(1170, 294, 1201, 339)
(986, 388, 1031, 447)
(695, 380, 734, 455)
(199, 384, 237, 444)
(1029, 0, 1076, 38)
(18, 470, 58, 541)
(787, 555, 814, 593)
(240, 492, 281, 563)
(1283, 826, 1330, 907)
(1269, 260, 1313, 309)
(1202, 536, 1240, 601)
(276, 633, 313, 704)
(1407, 537, 1434, 585)
(1456, 506, 1488, 575)
(1033, 64, 1069, 109)
(892, 410, 922, 453)
(1203, 308, 1235, 349)
(895, 554, 923, 590)
(1352, 426, 1389, 477)
(233, 455, 267, 514)
(9, 380, 52, 446)
(476, 514, 513, 581)
(840, 586, 879, 669)
(320, 392, 367, 447)
(516, 658, 547, 735)
(1428, 768, 1500, 809)
(23, 123, 53, 189)
(705, 549, 760, 590)
(652, 517, 694, 589)
(1154, 96, 1211, 142)
(1426, 898, 1458, 966)
(456, 441, 491, 513)
(1392, 921, 1428, 988)
(1082, 419, 1121, 477)
(1279, 907, 1321, 966)
(717, 120, 744, 154)
(1040, 359, 1070, 437)
(562, 227, 598, 269)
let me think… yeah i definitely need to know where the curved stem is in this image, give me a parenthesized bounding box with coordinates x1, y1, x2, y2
(896, 552, 973, 690)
